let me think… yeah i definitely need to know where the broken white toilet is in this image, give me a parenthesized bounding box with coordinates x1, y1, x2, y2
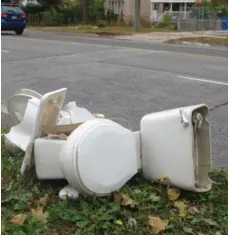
(5, 88, 213, 199)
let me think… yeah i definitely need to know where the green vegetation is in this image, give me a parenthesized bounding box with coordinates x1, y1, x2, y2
(2, 135, 228, 235)
(28, 25, 175, 36)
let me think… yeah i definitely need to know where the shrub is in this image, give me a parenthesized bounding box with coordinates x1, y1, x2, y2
(96, 19, 107, 27)
(156, 14, 172, 28)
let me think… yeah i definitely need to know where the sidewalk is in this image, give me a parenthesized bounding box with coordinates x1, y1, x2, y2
(115, 30, 228, 43)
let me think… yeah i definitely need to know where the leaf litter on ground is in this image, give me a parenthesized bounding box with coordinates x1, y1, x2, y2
(1, 137, 228, 235)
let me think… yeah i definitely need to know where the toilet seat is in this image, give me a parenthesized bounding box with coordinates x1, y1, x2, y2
(60, 119, 138, 196)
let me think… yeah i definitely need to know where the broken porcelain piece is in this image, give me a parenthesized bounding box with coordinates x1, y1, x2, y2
(4, 87, 213, 195)
(20, 88, 67, 175)
(5, 97, 41, 152)
(141, 104, 212, 192)
(59, 185, 79, 200)
(7, 89, 41, 124)
(62, 102, 95, 124)
(7, 89, 96, 127)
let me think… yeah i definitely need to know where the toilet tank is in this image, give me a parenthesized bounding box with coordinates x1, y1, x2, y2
(34, 137, 65, 179)
(140, 104, 212, 192)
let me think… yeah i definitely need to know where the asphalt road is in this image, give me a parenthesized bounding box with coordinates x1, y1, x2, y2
(1, 31, 228, 168)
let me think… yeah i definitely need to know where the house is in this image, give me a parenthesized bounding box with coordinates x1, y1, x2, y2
(105, 0, 202, 24)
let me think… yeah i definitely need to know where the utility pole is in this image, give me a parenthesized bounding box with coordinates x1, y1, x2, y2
(134, 0, 141, 31)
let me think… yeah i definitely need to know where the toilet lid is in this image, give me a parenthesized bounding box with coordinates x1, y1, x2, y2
(61, 119, 138, 196)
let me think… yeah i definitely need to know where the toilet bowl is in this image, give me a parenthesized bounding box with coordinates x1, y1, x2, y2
(35, 119, 139, 196)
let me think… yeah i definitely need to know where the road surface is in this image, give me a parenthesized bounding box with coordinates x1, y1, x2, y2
(1, 31, 228, 168)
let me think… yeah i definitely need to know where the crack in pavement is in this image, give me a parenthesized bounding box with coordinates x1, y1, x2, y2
(209, 101, 228, 112)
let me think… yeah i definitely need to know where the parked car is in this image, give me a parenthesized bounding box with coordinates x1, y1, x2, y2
(1, 4, 28, 35)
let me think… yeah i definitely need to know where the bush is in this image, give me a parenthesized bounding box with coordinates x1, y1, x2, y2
(156, 14, 172, 28)
(96, 19, 107, 27)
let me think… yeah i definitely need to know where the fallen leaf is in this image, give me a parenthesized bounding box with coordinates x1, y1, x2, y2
(10, 213, 27, 225)
(215, 232, 221, 235)
(121, 194, 137, 208)
(168, 187, 180, 201)
(157, 175, 171, 185)
(188, 206, 200, 214)
(149, 193, 161, 202)
(115, 220, 123, 225)
(114, 192, 136, 208)
(37, 194, 49, 206)
(157, 175, 169, 180)
(31, 207, 48, 223)
(174, 201, 188, 217)
(148, 216, 168, 234)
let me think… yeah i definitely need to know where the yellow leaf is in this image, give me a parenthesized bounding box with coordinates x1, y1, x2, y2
(157, 175, 169, 180)
(167, 187, 180, 201)
(115, 220, 123, 225)
(174, 201, 188, 217)
(10, 213, 27, 225)
(114, 192, 136, 208)
(148, 216, 168, 234)
(121, 194, 137, 208)
(31, 207, 49, 223)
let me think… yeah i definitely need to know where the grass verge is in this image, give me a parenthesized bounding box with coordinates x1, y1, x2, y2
(28, 26, 176, 36)
(166, 37, 228, 47)
(1, 135, 228, 235)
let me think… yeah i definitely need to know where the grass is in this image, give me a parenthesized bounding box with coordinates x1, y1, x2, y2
(1, 135, 228, 235)
(166, 37, 228, 47)
(28, 25, 176, 36)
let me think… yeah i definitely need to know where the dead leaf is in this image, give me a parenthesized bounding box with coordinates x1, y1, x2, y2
(121, 194, 136, 208)
(188, 206, 200, 214)
(37, 194, 49, 206)
(10, 213, 27, 225)
(31, 207, 49, 223)
(215, 232, 221, 235)
(114, 192, 136, 208)
(148, 216, 168, 234)
(174, 200, 188, 217)
(157, 175, 169, 180)
(157, 175, 171, 185)
(167, 187, 180, 201)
